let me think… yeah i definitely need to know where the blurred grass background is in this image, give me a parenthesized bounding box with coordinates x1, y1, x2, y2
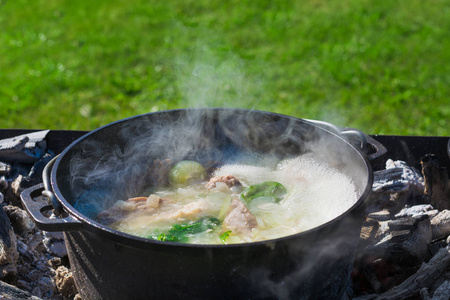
(0, 0, 449, 135)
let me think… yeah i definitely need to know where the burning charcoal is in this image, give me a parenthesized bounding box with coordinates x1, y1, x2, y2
(369, 215, 432, 266)
(431, 210, 450, 241)
(368, 160, 425, 214)
(368, 210, 391, 221)
(3, 205, 36, 237)
(6, 174, 25, 206)
(0, 208, 19, 283)
(32, 275, 57, 299)
(21, 154, 54, 191)
(374, 220, 391, 243)
(428, 280, 450, 300)
(4, 153, 54, 207)
(16, 239, 33, 262)
(395, 204, 439, 219)
(0, 161, 11, 175)
(386, 159, 425, 196)
(355, 244, 450, 300)
(357, 218, 380, 257)
(15, 279, 33, 292)
(42, 231, 67, 258)
(0, 130, 49, 164)
(0, 280, 41, 299)
(0, 175, 7, 191)
(421, 154, 450, 211)
(360, 218, 379, 243)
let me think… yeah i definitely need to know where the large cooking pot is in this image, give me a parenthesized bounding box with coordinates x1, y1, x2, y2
(21, 108, 386, 300)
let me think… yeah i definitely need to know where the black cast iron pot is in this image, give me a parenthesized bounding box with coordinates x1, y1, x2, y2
(21, 108, 386, 300)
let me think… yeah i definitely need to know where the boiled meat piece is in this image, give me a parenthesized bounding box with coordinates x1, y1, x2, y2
(97, 194, 168, 224)
(206, 175, 241, 190)
(223, 198, 257, 236)
(165, 201, 208, 220)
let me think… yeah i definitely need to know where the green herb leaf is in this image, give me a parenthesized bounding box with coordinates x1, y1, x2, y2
(149, 217, 221, 243)
(240, 181, 287, 203)
(220, 231, 232, 244)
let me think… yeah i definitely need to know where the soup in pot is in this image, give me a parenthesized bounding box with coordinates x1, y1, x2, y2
(95, 154, 359, 245)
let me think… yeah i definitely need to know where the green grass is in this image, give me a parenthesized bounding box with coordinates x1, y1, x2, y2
(0, 0, 449, 135)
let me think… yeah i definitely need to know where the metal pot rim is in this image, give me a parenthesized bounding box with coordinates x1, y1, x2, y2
(49, 108, 374, 249)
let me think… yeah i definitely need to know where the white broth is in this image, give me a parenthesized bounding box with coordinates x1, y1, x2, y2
(103, 155, 359, 244)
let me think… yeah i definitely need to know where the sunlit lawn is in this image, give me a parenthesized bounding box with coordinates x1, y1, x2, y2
(0, 0, 449, 135)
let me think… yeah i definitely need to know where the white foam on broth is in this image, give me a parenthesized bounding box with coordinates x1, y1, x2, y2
(215, 155, 359, 232)
(108, 154, 359, 244)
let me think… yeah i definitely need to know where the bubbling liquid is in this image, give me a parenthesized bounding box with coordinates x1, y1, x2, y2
(107, 155, 359, 244)
(215, 156, 359, 233)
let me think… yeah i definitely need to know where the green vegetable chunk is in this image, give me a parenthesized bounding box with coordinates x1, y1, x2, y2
(148, 217, 220, 243)
(240, 181, 287, 203)
(169, 160, 206, 186)
(156, 233, 178, 242)
(220, 231, 232, 244)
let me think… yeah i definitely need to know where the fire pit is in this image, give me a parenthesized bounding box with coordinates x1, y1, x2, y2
(0, 116, 449, 299)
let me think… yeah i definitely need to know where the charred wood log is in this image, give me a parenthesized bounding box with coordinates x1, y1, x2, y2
(367, 215, 432, 267)
(0, 162, 11, 175)
(354, 244, 450, 300)
(0, 130, 49, 164)
(420, 279, 450, 300)
(421, 154, 450, 211)
(369, 160, 425, 214)
(0, 205, 19, 283)
(0, 280, 41, 300)
(430, 210, 450, 241)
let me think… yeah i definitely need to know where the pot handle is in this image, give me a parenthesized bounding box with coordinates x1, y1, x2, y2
(305, 119, 387, 161)
(42, 155, 64, 216)
(20, 183, 83, 231)
(20, 156, 84, 232)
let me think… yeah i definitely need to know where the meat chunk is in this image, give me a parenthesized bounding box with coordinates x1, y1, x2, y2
(206, 175, 241, 190)
(223, 198, 257, 236)
(165, 201, 208, 220)
(97, 194, 168, 224)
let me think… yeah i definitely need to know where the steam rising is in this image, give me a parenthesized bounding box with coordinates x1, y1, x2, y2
(53, 29, 373, 297)
(174, 42, 264, 109)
